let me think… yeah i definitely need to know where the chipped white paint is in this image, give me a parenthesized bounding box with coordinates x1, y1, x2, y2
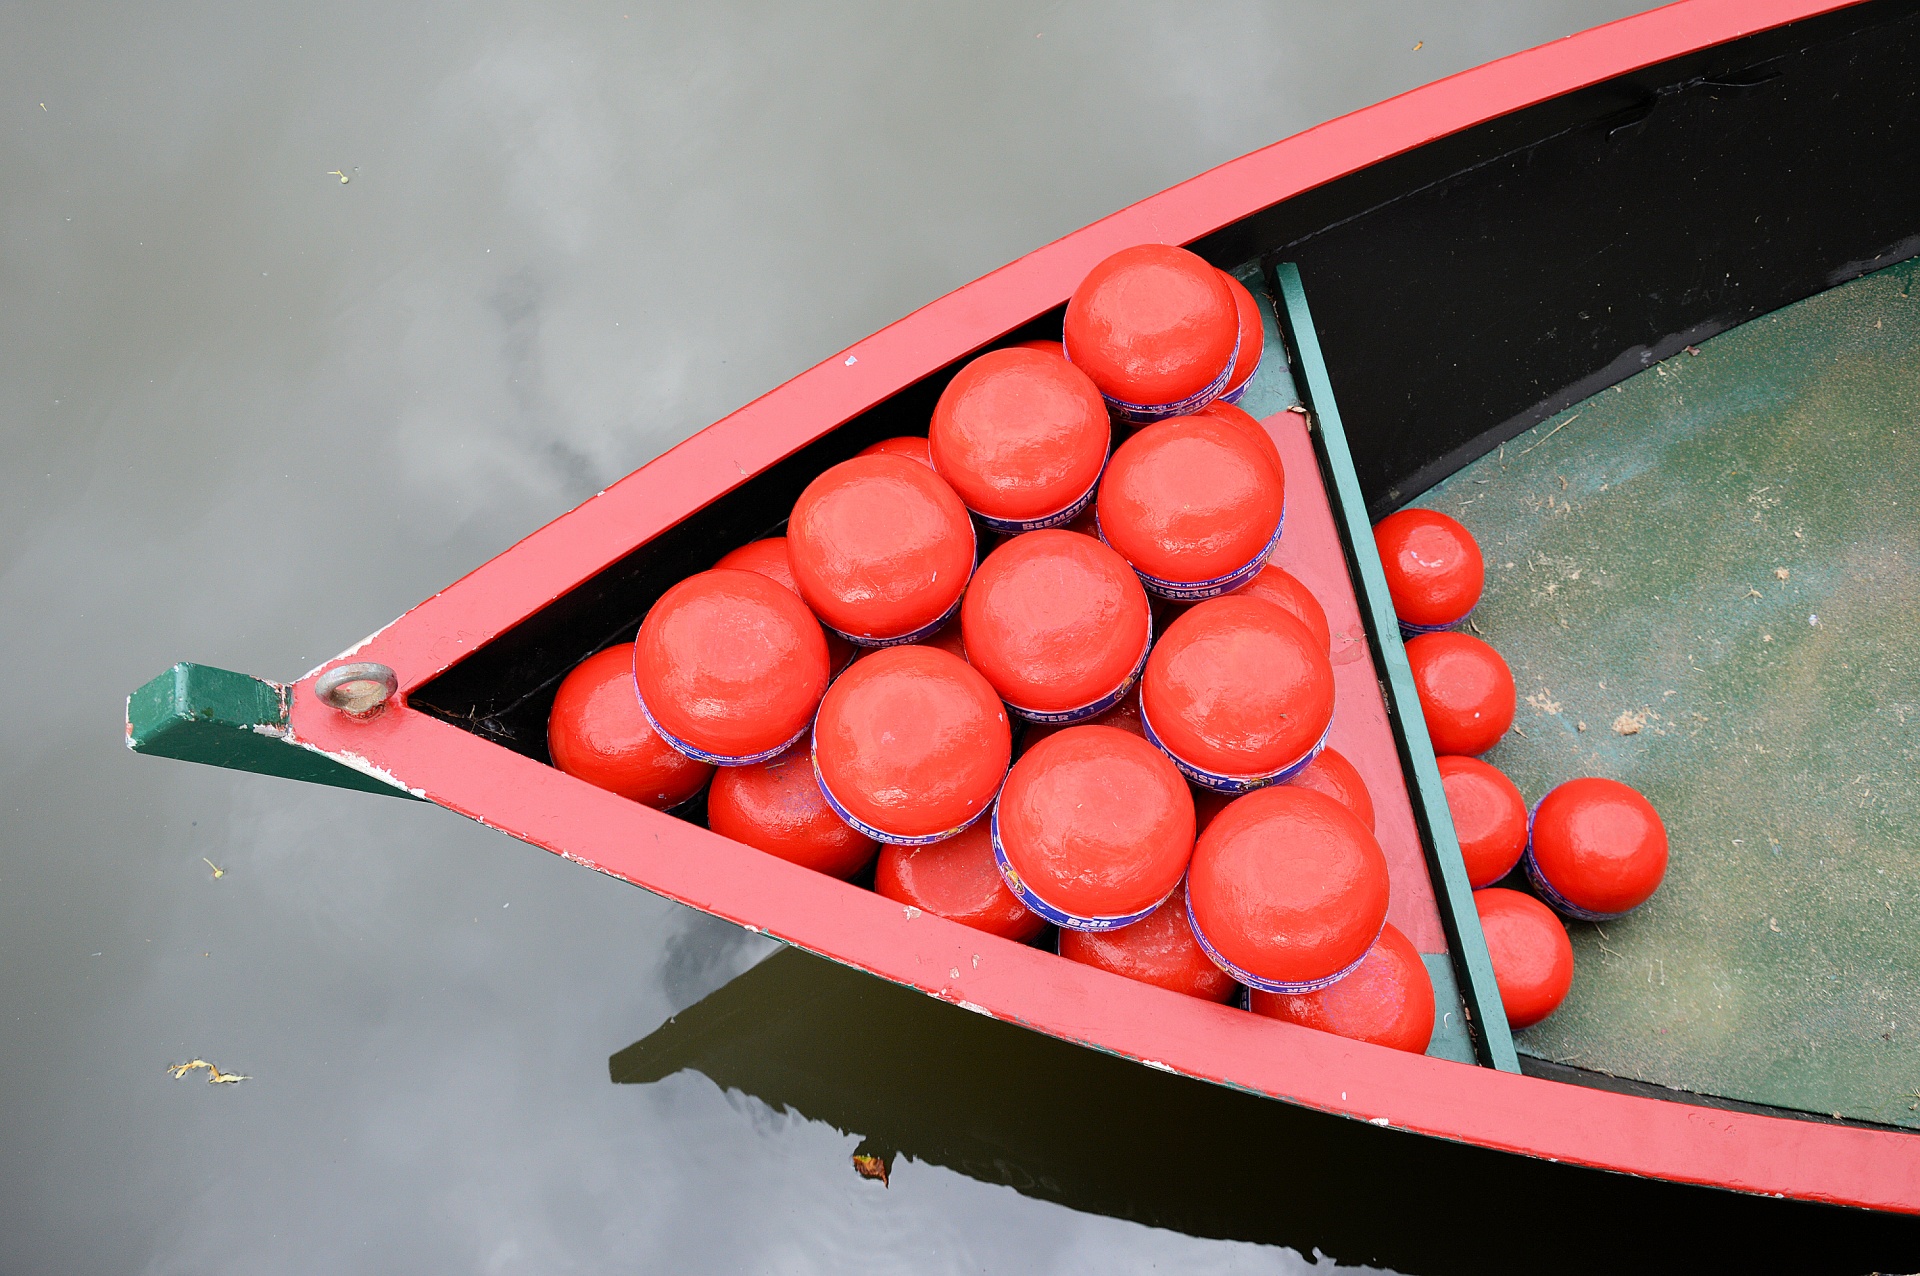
(956, 1001, 992, 1017)
(901, 906, 921, 920)
(1141, 1059, 1176, 1073)
(1369, 1117, 1391, 1127)
(284, 738, 425, 799)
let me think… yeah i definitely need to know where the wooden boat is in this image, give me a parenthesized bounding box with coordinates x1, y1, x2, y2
(127, 0, 1920, 1215)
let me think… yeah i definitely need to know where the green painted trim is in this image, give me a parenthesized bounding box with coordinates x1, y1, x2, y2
(126, 662, 422, 800)
(1270, 262, 1519, 1072)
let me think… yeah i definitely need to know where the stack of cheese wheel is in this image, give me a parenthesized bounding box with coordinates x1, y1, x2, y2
(1064, 244, 1240, 424)
(929, 347, 1110, 533)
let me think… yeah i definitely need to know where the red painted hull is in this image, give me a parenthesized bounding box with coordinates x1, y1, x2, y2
(284, 0, 1919, 1213)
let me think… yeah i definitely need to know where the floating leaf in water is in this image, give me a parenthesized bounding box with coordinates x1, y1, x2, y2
(168, 1059, 250, 1084)
(851, 1154, 889, 1187)
(203, 858, 225, 879)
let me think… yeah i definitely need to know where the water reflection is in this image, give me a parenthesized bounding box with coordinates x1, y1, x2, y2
(614, 946, 1920, 1274)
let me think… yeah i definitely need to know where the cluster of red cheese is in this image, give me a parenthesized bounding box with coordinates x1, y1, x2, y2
(1375, 509, 1670, 1029)
(547, 244, 1431, 1055)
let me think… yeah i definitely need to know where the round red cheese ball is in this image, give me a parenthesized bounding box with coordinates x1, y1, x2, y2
(1008, 337, 1066, 357)
(875, 821, 1044, 942)
(1064, 244, 1239, 413)
(707, 745, 877, 879)
(1438, 756, 1528, 887)
(634, 569, 830, 763)
(1217, 270, 1266, 400)
(1286, 747, 1375, 832)
(930, 348, 1110, 528)
(1058, 880, 1239, 1003)
(713, 537, 854, 673)
(1527, 777, 1669, 918)
(1474, 887, 1574, 1029)
(1191, 399, 1285, 479)
(1142, 596, 1334, 788)
(1374, 508, 1484, 630)
(1250, 922, 1434, 1053)
(962, 531, 1150, 719)
(1188, 786, 1390, 991)
(995, 725, 1194, 928)
(547, 645, 713, 809)
(789, 455, 975, 644)
(855, 436, 934, 468)
(1229, 563, 1330, 654)
(1405, 631, 1514, 757)
(811, 645, 1010, 843)
(1097, 415, 1285, 593)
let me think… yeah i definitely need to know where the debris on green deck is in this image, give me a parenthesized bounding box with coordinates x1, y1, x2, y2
(1416, 261, 1920, 1127)
(127, 662, 420, 800)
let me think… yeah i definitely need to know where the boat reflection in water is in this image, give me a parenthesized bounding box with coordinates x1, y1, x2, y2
(611, 945, 1914, 1274)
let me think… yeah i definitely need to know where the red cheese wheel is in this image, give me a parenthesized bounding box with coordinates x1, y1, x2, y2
(1438, 755, 1528, 888)
(1250, 922, 1434, 1054)
(1058, 880, 1238, 1003)
(1474, 887, 1574, 1029)
(1217, 270, 1266, 401)
(856, 436, 934, 469)
(707, 744, 878, 879)
(1527, 777, 1669, 918)
(1229, 562, 1331, 653)
(1190, 399, 1285, 490)
(1285, 746, 1375, 832)
(1141, 595, 1334, 789)
(789, 455, 975, 645)
(929, 348, 1110, 529)
(962, 530, 1151, 719)
(1009, 337, 1066, 357)
(713, 537, 855, 673)
(1097, 415, 1284, 594)
(547, 645, 712, 809)
(811, 645, 1010, 843)
(1187, 785, 1390, 992)
(1064, 244, 1238, 416)
(633, 568, 830, 763)
(1374, 508, 1484, 631)
(994, 725, 1194, 928)
(875, 821, 1044, 942)
(1405, 631, 1514, 757)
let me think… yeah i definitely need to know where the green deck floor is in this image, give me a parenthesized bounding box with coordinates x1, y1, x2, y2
(1415, 261, 1920, 1127)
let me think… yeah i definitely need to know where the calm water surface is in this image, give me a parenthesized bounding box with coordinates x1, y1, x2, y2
(9, 3, 1911, 1272)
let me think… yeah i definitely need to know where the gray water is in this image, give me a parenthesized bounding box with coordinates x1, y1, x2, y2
(0, 3, 1742, 1271)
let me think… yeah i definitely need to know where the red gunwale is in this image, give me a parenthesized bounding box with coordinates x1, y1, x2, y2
(285, 0, 1919, 1212)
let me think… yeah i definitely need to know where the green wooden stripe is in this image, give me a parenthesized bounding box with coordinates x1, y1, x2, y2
(1271, 262, 1519, 1072)
(127, 662, 422, 800)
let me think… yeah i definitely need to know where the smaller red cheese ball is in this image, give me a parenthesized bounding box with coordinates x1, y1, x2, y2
(875, 821, 1044, 942)
(1527, 777, 1669, 919)
(1142, 596, 1335, 790)
(1215, 271, 1266, 403)
(994, 725, 1195, 929)
(1058, 880, 1239, 1003)
(856, 436, 934, 469)
(1405, 631, 1515, 757)
(1097, 415, 1285, 596)
(634, 569, 830, 764)
(930, 348, 1110, 531)
(1187, 786, 1390, 991)
(1190, 399, 1285, 490)
(1008, 337, 1066, 357)
(713, 537, 855, 673)
(1250, 923, 1435, 1054)
(962, 531, 1151, 720)
(1374, 508, 1484, 632)
(1286, 747, 1375, 832)
(707, 744, 878, 879)
(547, 645, 712, 809)
(1438, 756, 1528, 887)
(1474, 887, 1574, 1029)
(1065, 244, 1239, 419)
(811, 645, 1011, 844)
(789, 454, 976, 645)
(1229, 563, 1330, 653)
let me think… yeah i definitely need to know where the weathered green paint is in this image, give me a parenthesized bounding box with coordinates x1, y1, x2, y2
(1415, 262, 1920, 1126)
(1273, 261, 1521, 1073)
(127, 662, 421, 800)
